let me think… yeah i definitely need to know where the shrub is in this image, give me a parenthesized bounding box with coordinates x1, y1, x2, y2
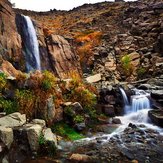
(0, 97, 18, 114)
(41, 70, 56, 91)
(73, 115, 84, 123)
(137, 67, 146, 79)
(121, 54, 133, 76)
(0, 72, 7, 92)
(75, 31, 102, 66)
(15, 89, 35, 117)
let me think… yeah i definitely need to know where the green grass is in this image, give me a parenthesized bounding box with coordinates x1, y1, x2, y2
(52, 122, 85, 141)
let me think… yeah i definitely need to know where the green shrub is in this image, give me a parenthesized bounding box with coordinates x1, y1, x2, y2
(73, 115, 84, 123)
(0, 72, 7, 92)
(15, 89, 35, 117)
(41, 71, 56, 91)
(121, 55, 133, 76)
(0, 97, 18, 114)
(137, 67, 146, 78)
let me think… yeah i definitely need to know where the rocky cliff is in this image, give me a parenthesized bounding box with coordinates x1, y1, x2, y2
(0, 0, 81, 79)
(0, 0, 23, 70)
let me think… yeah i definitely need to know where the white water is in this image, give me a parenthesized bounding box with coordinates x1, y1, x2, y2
(23, 15, 41, 72)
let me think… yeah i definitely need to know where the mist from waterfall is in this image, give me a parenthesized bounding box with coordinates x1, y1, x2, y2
(21, 15, 41, 72)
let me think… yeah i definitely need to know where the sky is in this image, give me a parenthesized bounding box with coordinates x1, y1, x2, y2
(10, 0, 135, 11)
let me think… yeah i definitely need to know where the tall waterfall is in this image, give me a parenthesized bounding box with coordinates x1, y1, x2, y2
(18, 15, 41, 72)
(120, 88, 150, 114)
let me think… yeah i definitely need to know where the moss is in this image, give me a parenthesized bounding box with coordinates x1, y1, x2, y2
(52, 122, 85, 140)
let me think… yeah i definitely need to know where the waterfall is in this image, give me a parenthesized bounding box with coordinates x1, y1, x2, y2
(17, 15, 41, 72)
(120, 88, 150, 114)
(119, 87, 129, 106)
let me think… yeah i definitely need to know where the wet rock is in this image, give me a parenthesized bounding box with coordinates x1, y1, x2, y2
(0, 112, 26, 128)
(148, 109, 163, 127)
(74, 122, 86, 131)
(102, 104, 115, 117)
(112, 118, 121, 124)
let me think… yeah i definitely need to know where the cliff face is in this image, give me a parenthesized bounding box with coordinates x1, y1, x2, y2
(0, 0, 23, 70)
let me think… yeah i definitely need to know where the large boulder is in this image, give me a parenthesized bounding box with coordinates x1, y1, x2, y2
(42, 128, 57, 147)
(45, 34, 81, 78)
(26, 124, 42, 152)
(148, 109, 163, 127)
(0, 126, 13, 149)
(0, 112, 26, 128)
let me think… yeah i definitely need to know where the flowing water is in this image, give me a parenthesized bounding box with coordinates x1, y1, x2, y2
(75, 88, 162, 144)
(21, 15, 41, 72)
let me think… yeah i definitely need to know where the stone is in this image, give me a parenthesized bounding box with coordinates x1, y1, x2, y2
(31, 119, 46, 128)
(43, 128, 57, 147)
(148, 109, 163, 127)
(151, 90, 163, 99)
(72, 102, 83, 112)
(112, 118, 121, 124)
(26, 124, 42, 151)
(0, 126, 13, 148)
(74, 122, 86, 131)
(102, 105, 115, 117)
(69, 153, 92, 162)
(0, 60, 22, 78)
(45, 34, 81, 78)
(86, 73, 101, 83)
(0, 112, 26, 128)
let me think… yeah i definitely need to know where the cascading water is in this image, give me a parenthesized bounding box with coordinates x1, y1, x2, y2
(120, 88, 150, 114)
(17, 15, 41, 72)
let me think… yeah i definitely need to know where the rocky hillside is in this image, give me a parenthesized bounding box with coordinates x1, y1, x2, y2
(15, 0, 163, 85)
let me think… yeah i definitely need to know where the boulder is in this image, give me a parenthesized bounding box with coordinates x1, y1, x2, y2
(74, 122, 86, 131)
(148, 109, 163, 127)
(69, 153, 92, 162)
(112, 118, 121, 124)
(71, 102, 83, 113)
(26, 124, 42, 151)
(45, 34, 81, 78)
(86, 74, 101, 83)
(102, 104, 115, 117)
(0, 127, 13, 148)
(42, 128, 57, 147)
(31, 119, 46, 128)
(0, 60, 22, 78)
(151, 90, 163, 99)
(0, 112, 26, 128)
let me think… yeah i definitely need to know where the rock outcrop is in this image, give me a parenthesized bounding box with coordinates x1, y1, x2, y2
(0, 0, 23, 70)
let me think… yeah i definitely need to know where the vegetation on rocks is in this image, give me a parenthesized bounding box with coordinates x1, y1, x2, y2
(52, 122, 85, 140)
